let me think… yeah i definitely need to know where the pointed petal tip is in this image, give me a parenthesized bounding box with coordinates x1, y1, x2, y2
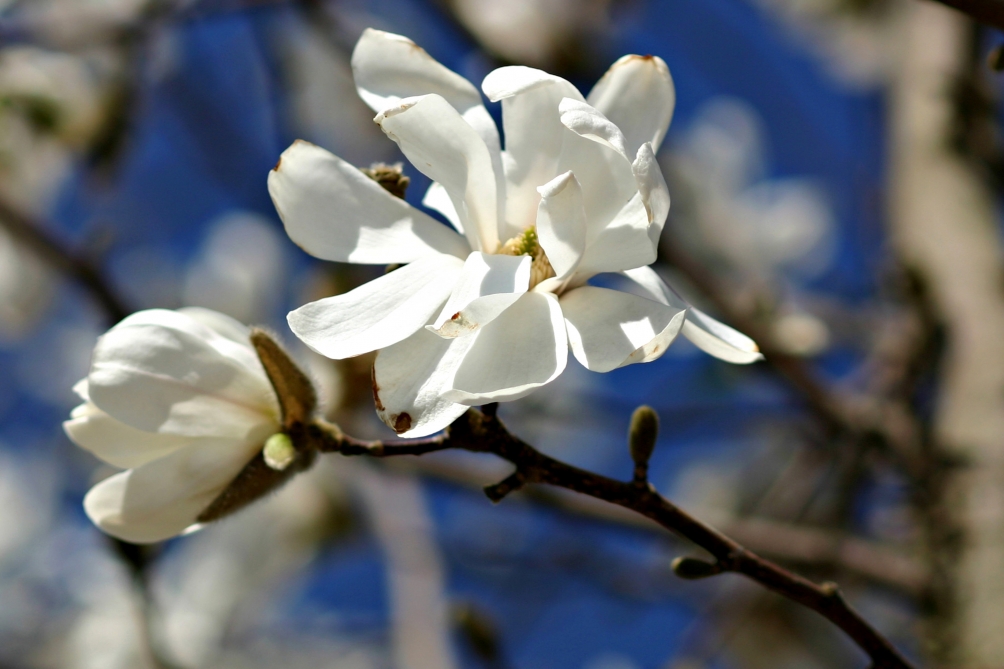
(536, 170, 576, 197)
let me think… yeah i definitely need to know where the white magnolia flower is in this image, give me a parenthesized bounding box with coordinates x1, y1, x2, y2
(269, 29, 761, 439)
(64, 308, 283, 543)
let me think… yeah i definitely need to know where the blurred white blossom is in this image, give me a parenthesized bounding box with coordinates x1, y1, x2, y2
(673, 98, 836, 279)
(64, 308, 282, 543)
(184, 211, 289, 324)
(447, 0, 610, 68)
(270, 29, 761, 438)
(9, 0, 149, 48)
(756, 0, 900, 88)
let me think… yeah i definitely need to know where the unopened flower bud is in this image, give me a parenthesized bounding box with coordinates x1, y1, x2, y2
(263, 433, 296, 471)
(628, 405, 659, 481)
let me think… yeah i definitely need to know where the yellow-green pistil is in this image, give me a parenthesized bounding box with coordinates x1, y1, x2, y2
(498, 227, 556, 289)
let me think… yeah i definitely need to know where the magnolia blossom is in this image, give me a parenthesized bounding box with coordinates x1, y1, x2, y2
(269, 29, 761, 439)
(64, 308, 282, 543)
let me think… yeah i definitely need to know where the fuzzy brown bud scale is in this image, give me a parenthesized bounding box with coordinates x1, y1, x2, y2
(361, 162, 410, 199)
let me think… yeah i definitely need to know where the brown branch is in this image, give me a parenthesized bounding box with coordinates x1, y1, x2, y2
(930, 0, 1004, 31)
(0, 193, 129, 323)
(659, 245, 928, 480)
(311, 409, 916, 669)
(375, 453, 928, 595)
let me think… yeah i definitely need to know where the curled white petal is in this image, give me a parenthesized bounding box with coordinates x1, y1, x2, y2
(622, 266, 762, 364)
(289, 254, 465, 359)
(351, 27, 502, 175)
(587, 54, 675, 157)
(377, 95, 500, 253)
(632, 142, 671, 232)
(559, 98, 629, 159)
(423, 181, 463, 234)
(445, 292, 567, 404)
(483, 66, 583, 237)
(429, 252, 530, 336)
(372, 327, 476, 437)
(268, 140, 469, 263)
(561, 286, 686, 372)
(535, 171, 586, 280)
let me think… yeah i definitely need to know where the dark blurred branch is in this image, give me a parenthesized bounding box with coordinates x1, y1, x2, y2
(0, 193, 129, 323)
(311, 409, 915, 669)
(659, 246, 929, 481)
(930, 0, 1004, 30)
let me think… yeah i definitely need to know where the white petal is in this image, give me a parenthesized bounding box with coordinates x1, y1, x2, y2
(587, 54, 675, 157)
(83, 437, 263, 543)
(430, 252, 530, 336)
(620, 265, 689, 309)
(575, 193, 656, 276)
(87, 309, 279, 439)
(682, 308, 763, 364)
(445, 292, 567, 404)
(535, 171, 586, 279)
(482, 66, 584, 236)
(422, 181, 463, 234)
(560, 286, 686, 372)
(372, 328, 476, 437)
(559, 98, 629, 159)
(556, 99, 639, 251)
(288, 254, 465, 359)
(351, 28, 504, 200)
(431, 293, 525, 339)
(268, 140, 469, 264)
(621, 266, 762, 364)
(65, 402, 194, 469)
(377, 95, 499, 253)
(632, 142, 671, 235)
(177, 307, 252, 346)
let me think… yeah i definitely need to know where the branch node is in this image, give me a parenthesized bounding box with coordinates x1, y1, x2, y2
(483, 471, 526, 503)
(821, 581, 842, 598)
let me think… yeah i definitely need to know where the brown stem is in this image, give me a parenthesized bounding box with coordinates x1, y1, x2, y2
(0, 193, 129, 324)
(931, 0, 1004, 30)
(314, 410, 915, 669)
(659, 245, 928, 480)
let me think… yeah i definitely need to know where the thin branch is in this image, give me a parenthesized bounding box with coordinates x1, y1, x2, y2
(0, 193, 129, 323)
(311, 409, 915, 669)
(931, 0, 1004, 31)
(658, 246, 928, 480)
(374, 454, 927, 595)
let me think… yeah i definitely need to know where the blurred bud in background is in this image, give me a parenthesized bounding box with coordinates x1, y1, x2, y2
(671, 98, 836, 280)
(665, 97, 835, 357)
(446, 0, 611, 69)
(0, 45, 111, 339)
(280, 20, 389, 166)
(10, 0, 148, 48)
(183, 211, 289, 324)
(755, 0, 899, 88)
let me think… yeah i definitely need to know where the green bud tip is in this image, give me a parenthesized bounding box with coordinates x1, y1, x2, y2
(671, 556, 722, 580)
(628, 405, 659, 468)
(263, 433, 296, 471)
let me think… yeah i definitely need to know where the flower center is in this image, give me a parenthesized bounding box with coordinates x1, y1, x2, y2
(497, 227, 556, 290)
